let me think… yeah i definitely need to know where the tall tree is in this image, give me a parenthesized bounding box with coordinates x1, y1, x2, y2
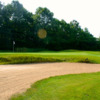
(10, 1, 34, 48)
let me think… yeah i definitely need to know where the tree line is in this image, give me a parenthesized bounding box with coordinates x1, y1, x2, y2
(0, 1, 100, 51)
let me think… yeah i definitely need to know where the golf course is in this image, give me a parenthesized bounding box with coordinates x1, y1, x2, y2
(0, 50, 100, 100)
(1, 0, 100, 100)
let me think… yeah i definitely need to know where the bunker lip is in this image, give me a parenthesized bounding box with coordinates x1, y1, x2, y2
(0, 62, 100, 100)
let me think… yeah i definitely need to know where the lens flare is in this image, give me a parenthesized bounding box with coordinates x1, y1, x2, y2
(38, 29, 47, 39)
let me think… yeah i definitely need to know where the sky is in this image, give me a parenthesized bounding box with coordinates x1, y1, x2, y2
(1, 0, 100, 38)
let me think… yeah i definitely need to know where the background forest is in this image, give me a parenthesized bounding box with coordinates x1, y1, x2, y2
(0, 1, 100, 51)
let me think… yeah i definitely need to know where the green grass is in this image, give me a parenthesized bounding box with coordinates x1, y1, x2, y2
(0, 50, 100, 64)
(11, 72, 100, 100)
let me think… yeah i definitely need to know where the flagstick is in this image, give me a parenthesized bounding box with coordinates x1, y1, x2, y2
(13, 41, 15, 52)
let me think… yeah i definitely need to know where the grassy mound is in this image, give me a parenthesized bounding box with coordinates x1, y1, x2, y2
(11, 72, 100, 100)
(0, 50, 100, 64)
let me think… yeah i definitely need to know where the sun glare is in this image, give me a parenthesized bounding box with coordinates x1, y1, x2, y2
(37, 29, 47, 39)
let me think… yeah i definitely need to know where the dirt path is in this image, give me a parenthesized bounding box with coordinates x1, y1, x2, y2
(0, 63, 100, 100)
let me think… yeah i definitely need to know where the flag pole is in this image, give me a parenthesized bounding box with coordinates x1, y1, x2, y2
(13, 41, 15, 52)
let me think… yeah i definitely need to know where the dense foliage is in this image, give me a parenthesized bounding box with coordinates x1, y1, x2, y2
(0, 1, 100, 51)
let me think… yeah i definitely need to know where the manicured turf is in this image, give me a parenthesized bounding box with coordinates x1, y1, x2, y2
(11, 72, 100, 100)
(0, 50, 100, 64)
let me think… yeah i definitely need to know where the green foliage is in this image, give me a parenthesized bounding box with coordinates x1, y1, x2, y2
(0, 1, 99, 51)
(15, 48, 48, 52)
(11, 72, 100, 100)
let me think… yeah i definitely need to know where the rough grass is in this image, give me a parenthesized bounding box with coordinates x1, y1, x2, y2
(0, 50, 100, 64)
(11, 72, 100, 100)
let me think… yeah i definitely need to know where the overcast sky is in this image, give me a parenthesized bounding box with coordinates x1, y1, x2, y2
(1, 0, 100, 38)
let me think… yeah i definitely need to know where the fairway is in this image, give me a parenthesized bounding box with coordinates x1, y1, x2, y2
(0, 63, 100, 100)
(11, 72, 100, 100)
(0, 50, 100, 64)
